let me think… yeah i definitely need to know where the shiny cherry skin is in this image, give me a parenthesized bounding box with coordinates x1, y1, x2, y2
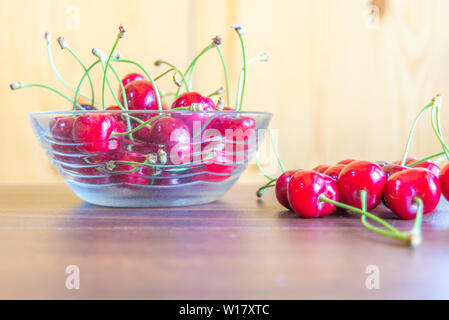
(392, 157, 417, 166)
(375, 160, 390, 168)
(413, 160, 441, 177)
(50, 116, 81, 163)
(384, 168, 441, 220)
(208, 112, 256, 164)
(337, 159, 356, 165)
(323, 165, 345, 181)
(121, 73, 145, 88)
(119, 80, 158, 111)
(338, 160, 386, 210)
(382, 164, 407, 180)
(171, 92, 216, 134)
(51, 116, 75, 142)
(439, 163, 449, 201)
(287, 170, 339, 218)
(313, 164, 330, 173)
(147, 116, 192, 165)
(275, 170, 299, 210)
(115, 150, 152, 185)
(72, 114, 122, 153)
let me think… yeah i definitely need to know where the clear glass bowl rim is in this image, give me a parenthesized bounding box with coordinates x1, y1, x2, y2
(28, 109, 273, 117)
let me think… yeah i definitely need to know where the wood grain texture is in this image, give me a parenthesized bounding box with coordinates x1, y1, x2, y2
(2, 0, 449, 185)
(1, 184, 449, 299)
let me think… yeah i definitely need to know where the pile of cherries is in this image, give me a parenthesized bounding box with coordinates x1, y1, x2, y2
(11, 25, 261, 186)
(258, 95, 449, 246)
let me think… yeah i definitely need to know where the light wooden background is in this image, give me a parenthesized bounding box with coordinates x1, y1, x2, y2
(1, 0, 449, 184)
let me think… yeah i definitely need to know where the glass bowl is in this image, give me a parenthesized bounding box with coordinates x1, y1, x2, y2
(29, 110, 272, 207)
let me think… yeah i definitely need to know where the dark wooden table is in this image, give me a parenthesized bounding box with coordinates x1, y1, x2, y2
(0, 184, 448, 299)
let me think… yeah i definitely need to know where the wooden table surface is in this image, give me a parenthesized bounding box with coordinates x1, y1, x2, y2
(1, 184, 449, 299)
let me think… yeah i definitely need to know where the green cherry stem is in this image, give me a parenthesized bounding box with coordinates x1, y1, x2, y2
(256, 149, 275, 181)
(408, 152, 446, 167)
(57, 37, 96, 107)
(10, 82, 83, 110)
(232, 25, 247, 111)
(73, 59, 101, 110)
(154, 68, 174, 81)
(212, 36, 231, 105)
(111, 107, 190, 137)
(176, 43, 215, 97)
(256, 178, 277, 197)
(430, 95, 449, 161)
(112, 57, 163, 111)
(359, 191, 404, 240)
(102, 25, 126, 110)
(408, 197, 424, 247)
(268, 128, 286, 173)
(154, 60, 189, 91)
(236, 53, 269, 111)
(44, 33, 95, 104)
(319, 195, 407, 241)
(207, 86, 225, 98)
(400, 100, 434, 166)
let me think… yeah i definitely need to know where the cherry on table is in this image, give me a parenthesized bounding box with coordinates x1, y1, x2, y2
(382, 164, 407, 180)
(439, 163, 449, 201)
(384, 168, 441, 220)
(392, 157, 418, 166)
(275, 170, 298, 210)
(287, 170, 339, 218)
(313, 164, 330, 173)
(323, 165, 346, 181)
(413, 160, 441, 177)
(338, 160, 386, 210)
(337, 159, 356, 165)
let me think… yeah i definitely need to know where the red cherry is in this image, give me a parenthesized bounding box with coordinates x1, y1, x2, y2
(208, 113, 256, 164)
(120, 73, 145, 88)
(384, 168, 441, 220)
(106, 105, 121, 111)
(50, 116, 83, 164)
(413, 160, 441, 177)
(147, 116, 192, 165)
(287, 170, 339, 218)
(171, 92, 216, 133)
(191, 163, 233, 183)
(119, 80, 158, 111)
(338, 160, 386, 210)
(440, 163, 449, 201)
(115, 151, 152, 185)
(323, 164, 345, 181)
(275, 170, 298, 209)
(313, 164, 330, 173)
(392, 157, 417, 166)
(382, 164, 407, 180)
(337, 159, 356, 165)
(72, 114, 122, 153)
